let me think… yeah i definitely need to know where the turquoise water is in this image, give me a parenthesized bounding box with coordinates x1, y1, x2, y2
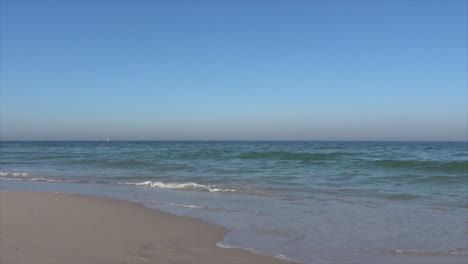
(1, 141, 467, 263)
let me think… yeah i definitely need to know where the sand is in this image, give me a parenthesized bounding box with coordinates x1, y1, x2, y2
(0, 190, 293, 264)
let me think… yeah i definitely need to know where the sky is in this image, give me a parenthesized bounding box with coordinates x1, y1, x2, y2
(0, 0, 467, 141)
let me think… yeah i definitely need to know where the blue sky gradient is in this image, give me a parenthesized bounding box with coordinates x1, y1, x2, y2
(1, 0, 467, 141)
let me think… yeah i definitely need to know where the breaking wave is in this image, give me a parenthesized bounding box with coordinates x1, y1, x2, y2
(121, 181, 236, 193)
(0, 171, 28, 177)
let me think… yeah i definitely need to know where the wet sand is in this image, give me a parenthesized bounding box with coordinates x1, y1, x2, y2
(0, 190, 293, 264)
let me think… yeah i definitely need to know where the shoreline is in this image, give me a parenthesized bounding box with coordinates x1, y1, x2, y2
(0, 190, 294, 264)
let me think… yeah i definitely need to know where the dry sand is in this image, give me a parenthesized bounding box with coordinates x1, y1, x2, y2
(0, 190, 293, 264)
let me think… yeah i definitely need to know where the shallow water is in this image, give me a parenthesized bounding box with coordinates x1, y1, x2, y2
(1, 141, 467, 263)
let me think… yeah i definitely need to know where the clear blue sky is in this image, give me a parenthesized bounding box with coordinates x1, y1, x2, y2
(1, 0, 466, 141)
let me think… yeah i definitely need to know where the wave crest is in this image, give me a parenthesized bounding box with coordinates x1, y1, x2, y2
(386, 248, 468, 256)
(372, 160, 468, 173)
(237, 151, 357, 162)
(0, 171, 28, 177)
(122, 181, 236, 193)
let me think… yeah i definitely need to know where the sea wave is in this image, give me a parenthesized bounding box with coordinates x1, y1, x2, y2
(121, 181, 236, 193)
(146, 201, 251, 213)
(62, 159, 155, 168)
(30, 177, 70, 182)
(0, 171, 28, 177)
(385, 248, 468, 256)
(380, 193, 421, 200)
(0, 175, 240, 194)
(372, 173, 466, 185)
(416, 175, 466, 184)
(0, 176, 71, 183)
(371, 159, 468, 173)
(0, 177, 22, 181)
(237, 151, 358, 162)
(146, 201, 204, 209)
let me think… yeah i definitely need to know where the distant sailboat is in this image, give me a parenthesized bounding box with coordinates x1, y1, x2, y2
(106, 137, 109, 142)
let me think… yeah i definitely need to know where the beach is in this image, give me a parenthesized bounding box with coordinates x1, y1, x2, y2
(1, 141, 467, 263)
(0, 190, 291, 264)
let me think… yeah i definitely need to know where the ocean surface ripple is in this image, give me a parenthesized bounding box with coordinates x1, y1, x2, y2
(1, 141, 467, 264)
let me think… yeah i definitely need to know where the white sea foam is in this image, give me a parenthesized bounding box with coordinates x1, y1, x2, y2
(388, 248, 468, 256)
(216, 242, 234, 249)
(0, 177, 22, 181)
(30, 178, 67, 183)
(0, 175, 70, 183)
(0, 172, 28, 177)
(122, 181, 236, 193)
(147, 201, 203, 209)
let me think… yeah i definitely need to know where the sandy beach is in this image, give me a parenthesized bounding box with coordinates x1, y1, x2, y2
(0, 190, 292, 264)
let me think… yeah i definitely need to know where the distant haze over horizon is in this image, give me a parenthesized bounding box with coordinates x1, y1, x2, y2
(1, 137, 467, 143)
(1, 1, 466, 141)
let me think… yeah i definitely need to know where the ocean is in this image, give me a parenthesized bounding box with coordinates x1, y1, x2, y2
(1, 141, 467, 263)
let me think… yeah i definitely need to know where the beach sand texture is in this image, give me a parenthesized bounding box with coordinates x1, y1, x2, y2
(0, 191, 292, 264)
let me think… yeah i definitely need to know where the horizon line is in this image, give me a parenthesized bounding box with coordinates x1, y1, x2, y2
(1, 139, 466, 143)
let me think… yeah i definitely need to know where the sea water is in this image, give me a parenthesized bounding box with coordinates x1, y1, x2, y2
(1, 141, 467, 263)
